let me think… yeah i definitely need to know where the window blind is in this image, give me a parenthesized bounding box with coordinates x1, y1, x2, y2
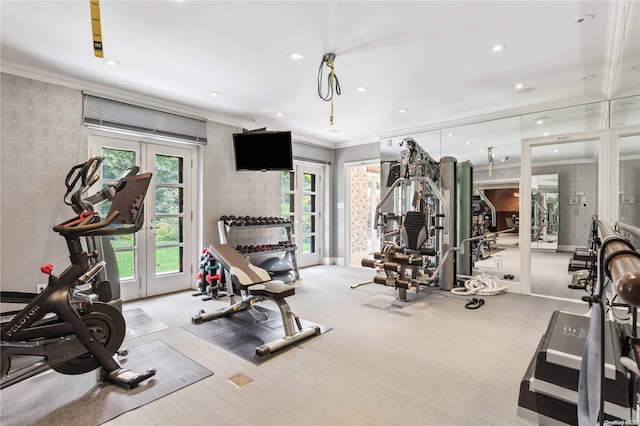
(83, 94, 207, 144)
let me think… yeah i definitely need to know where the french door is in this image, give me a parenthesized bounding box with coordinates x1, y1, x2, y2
(282, 163, 324, 267)
(90, 134, 195, 300)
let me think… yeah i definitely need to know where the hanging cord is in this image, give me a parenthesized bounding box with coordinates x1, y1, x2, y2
(318, 53, 341, 125)
(450, 273, 507, 296)
(487, 147, 494, 176)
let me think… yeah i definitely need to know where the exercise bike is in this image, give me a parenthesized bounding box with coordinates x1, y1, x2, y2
(0, 156, 157, 389)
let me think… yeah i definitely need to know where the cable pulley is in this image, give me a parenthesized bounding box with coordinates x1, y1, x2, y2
(318, 53, 341, 125)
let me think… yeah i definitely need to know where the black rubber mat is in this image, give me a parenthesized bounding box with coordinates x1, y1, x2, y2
(182, 306, 330, 365)
(123, 308, 169, 340)
(0, 340, 212, 425)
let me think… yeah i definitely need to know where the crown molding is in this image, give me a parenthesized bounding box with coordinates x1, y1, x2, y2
(333, 136, 381, 149)
(603, 0, 637, 99)
(1, 61, 337, 149)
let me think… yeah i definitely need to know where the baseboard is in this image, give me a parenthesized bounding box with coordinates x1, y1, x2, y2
(503, 280, 526, 294)
(327, 257, 345, 266)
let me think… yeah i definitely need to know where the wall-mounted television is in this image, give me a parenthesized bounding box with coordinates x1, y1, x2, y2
(232, 130, 293, 171)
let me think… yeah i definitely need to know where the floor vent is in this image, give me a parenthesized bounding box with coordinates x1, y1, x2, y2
(228, 373, 252, 388)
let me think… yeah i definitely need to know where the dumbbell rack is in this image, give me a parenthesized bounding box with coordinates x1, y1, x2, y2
(217, 219, 300, 280)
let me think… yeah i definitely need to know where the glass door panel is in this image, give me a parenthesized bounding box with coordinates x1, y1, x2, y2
(282, 165, 323, 267)
(145, 145, 193, 296)
(90, 134, 195, 300)
(298, 167, 321, 266)
(523, 133, 603, 300)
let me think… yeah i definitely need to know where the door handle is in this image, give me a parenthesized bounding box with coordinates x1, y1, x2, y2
(149, 226, 156, 230)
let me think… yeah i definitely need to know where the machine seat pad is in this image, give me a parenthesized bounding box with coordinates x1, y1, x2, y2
(248, 280, 295, 300)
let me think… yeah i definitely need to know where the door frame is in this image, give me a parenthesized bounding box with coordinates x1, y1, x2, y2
(520, 129, 610, 296)
(344, 159, 380, 268)
(144, 143, 195, 297)
(294, 162, 325, 268)
(88, 128, 198, 300)
(610, 125, 640, 223)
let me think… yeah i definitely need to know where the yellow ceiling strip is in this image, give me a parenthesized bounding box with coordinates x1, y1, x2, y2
(90, 0, 103, 58)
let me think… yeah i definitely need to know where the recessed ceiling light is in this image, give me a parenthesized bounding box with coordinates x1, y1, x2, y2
(355, 86, 368, 92)
(480, 149, 484, 152)
(544, 132, 550, 136)
(554, 149, 559, 153)
(448, 133, 454, 137)
(287, 52, 304, 60)
(492, 43, 506, 52)
(514, 83, 524, 89)
(536, 120, 544, 125)
(275, 112, 284, 117)
(209, 91, 220, 96)
(104, 59, 119, 66)
(323, 127, 329, 130)
(465, 141, 471, 145)
(517, 87, 537, 94)
(398, 109, 408, 113)
(570, 14, 595, 25)
(500, 158, 505, 162)
(578, 74, 595, 80)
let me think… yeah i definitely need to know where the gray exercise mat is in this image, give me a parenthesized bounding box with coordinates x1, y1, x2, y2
(182, 306, 330, 365)
(123, 308, 169, 340)
(0, 340, 212, 426)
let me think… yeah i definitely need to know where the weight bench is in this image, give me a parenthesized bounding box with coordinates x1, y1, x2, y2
(191, 244, 319, 357)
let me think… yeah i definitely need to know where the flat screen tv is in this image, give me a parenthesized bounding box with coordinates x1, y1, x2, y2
(233, 130, 293, 171)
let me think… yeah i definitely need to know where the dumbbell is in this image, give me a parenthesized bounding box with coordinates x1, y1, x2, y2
(206, 273, 221, 283)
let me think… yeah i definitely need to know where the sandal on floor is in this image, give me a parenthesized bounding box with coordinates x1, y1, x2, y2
(465, 298, 485, 309)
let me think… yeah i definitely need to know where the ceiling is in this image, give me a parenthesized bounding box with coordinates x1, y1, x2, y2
(1, 1, 639, 160)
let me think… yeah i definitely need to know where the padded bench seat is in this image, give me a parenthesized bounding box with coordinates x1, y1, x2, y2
(248, 281, 295, 299)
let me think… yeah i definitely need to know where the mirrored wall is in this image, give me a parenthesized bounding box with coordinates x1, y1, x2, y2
(614, 95, 640, 248)
(378, 94, 639, 298)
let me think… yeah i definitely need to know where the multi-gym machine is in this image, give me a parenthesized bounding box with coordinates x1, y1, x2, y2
(355, 138, 474, 300)
(355, 138, 515, 302)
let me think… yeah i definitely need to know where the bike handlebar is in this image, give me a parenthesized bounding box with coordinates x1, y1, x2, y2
(64, 156, 105, 213)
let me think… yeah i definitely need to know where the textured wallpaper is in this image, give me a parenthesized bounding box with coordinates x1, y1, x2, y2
(349, 167, 370, 254)
(619, 158, 640, 247)
(1, 73, 88, 291)
(201, 121, 282, 253)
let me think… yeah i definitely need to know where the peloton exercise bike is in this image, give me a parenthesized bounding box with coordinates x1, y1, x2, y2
(0, 156, 156, 389)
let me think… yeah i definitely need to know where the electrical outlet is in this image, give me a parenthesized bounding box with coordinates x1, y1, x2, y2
(495, 260, 503, 269)
(36, 284, 47, 294)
